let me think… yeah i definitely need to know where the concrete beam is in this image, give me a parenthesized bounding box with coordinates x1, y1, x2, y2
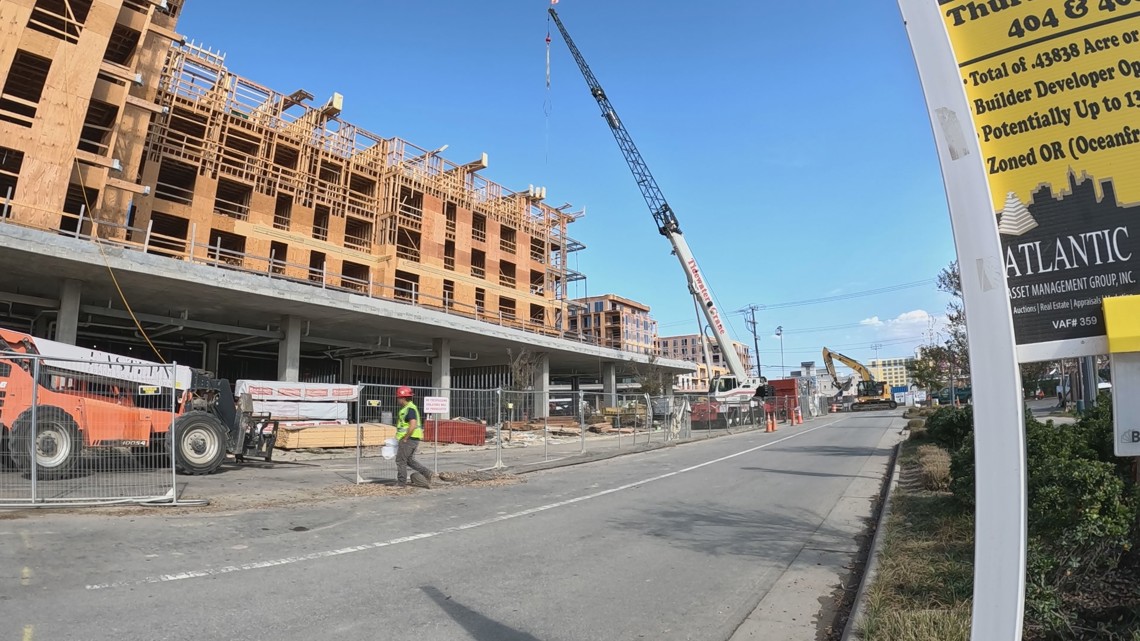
(79, 305, 281, 339)
(278, 316, 302, 382)
(56, 279, 82, 345)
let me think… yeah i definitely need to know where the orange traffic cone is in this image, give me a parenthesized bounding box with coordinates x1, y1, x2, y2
(795, 407, 803, 425)
(766, 412, 776, 432)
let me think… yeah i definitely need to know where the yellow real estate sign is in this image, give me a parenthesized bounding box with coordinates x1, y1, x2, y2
(942, 1, 1140, 348)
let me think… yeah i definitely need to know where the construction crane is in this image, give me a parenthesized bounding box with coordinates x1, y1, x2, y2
(548, 8, 765, 410)
(821, 347, 897, 410)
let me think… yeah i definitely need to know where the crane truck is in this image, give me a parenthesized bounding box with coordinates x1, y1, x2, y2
(821, 347, 897, 411)
(0, 326, 276, 478)
(548, 9, 767, 427)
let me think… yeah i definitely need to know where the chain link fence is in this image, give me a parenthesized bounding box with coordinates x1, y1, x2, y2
(1, 354, 180, 506)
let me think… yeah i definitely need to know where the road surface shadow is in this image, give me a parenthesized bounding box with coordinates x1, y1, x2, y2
(609, 502, 852, 558)
(422, 585, 542, 641)
(782, 445, 888, 458)
(739, 466, 872, 480)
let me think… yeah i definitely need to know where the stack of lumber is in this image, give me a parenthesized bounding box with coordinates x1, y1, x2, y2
(275, 423, 396, 450)
(602, 406, 647, 417)
(588, 423, 638, 435)
(502, 416, 583, 435)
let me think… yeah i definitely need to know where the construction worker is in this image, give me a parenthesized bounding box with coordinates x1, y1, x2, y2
(395, 386, 432, 488)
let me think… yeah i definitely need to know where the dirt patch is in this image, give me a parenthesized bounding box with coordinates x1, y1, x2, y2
(329, 471, 523, 497)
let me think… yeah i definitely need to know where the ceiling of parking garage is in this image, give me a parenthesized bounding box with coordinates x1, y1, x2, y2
(0, 228, 693, 378)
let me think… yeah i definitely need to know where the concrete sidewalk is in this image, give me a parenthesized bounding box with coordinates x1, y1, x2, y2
(728, 416, 906, 641)
(172, 420, 786, 508)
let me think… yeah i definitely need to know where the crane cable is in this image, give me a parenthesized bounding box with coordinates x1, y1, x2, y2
(544, 8, 553, 164)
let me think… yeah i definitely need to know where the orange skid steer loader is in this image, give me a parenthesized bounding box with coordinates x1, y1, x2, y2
(0, 327, 275, 478)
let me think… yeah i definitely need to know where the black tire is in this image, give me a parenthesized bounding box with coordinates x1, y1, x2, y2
(0, 428, 13, 470)
(889, 401, 898, 410)
(10, 406, 83, 479)
(169, 411, 227, 475)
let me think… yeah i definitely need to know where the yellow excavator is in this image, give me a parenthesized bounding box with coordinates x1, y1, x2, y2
(821, 347, 898, 411)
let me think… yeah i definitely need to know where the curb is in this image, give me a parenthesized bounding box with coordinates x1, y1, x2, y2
(840, 431, 906, 641)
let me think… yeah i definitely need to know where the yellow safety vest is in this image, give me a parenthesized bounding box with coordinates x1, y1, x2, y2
(396, 402, 423, 439)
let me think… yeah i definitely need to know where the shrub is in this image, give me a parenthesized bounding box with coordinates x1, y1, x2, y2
(1025, 456, 1133, 634)
(949, 435, 975, 508)
(907, 418, 925, 429)
(908, 425, 928, 441)
(926, 406, 974, 451)
(917, 445, 952, 492)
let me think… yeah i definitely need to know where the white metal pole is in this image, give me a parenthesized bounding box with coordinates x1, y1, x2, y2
(897, 3, 1027, 639)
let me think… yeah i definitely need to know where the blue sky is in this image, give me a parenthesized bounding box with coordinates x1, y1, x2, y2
(176, 0, 958, 377)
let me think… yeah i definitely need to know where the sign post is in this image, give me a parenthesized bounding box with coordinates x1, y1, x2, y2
(424, 396, 449, 474)
(898, 3, 1029, 639)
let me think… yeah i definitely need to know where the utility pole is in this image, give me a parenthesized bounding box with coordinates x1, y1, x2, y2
(775, 326, 784, 378)
(744, 305, 762, 378)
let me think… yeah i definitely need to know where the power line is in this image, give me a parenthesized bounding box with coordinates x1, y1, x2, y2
(737, 278, 938, 312)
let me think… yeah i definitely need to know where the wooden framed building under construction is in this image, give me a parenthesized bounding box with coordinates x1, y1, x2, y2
(0, 0, 587, 342)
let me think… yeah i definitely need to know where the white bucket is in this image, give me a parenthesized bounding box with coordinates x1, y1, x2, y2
(381, 438, 398, 460)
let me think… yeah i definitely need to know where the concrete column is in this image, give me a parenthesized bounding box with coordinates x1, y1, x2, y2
(204, 337, 220, 374)
(602, 362, 617, 409)
(277, 316, 302, 382)
(533, 352, 550, 418)
(431, 338, 451, 419)
(340, 356, 355, 386)
(55, 279, 82, 344)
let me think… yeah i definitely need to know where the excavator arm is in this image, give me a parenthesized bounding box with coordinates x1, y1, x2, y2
(821, 347, 874, 382)
(821, 347, 896, 410)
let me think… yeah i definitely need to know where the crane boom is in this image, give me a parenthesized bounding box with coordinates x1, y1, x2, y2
(548, 8, 754, 389)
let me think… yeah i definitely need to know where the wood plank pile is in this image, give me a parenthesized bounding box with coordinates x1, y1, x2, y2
(502, 416, 581, 432)
(275, 423, 396, 450)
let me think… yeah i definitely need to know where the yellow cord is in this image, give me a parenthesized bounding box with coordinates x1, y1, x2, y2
(51, 34, 167, 363)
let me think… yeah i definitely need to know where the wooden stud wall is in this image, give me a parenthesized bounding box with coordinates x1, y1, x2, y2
(0, 0, 582, 337)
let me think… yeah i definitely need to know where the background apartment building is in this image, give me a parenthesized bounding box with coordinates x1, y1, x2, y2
(869, 357, 914, 389)
(655, 334, 753, 392)
(567, 294, 657, 354)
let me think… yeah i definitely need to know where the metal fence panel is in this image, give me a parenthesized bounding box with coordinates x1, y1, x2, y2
(1, 354, 178, 506)
(356, 384, 505, 483)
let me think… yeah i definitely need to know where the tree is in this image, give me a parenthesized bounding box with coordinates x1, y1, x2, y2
(506, 347, 543, 391)
(632, 355, 671, 397)
(1019, 361, 1051, 397)
(937, 261, 970, 381)
(910, 344, 951, 392)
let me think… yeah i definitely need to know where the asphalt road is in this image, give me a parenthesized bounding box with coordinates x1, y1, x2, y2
(2, 410, 901, 641)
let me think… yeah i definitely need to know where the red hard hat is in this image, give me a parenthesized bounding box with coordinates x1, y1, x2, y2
(396, 386, 414, 398)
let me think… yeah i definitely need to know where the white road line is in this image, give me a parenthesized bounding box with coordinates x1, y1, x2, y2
(86, 419, 842, 591)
